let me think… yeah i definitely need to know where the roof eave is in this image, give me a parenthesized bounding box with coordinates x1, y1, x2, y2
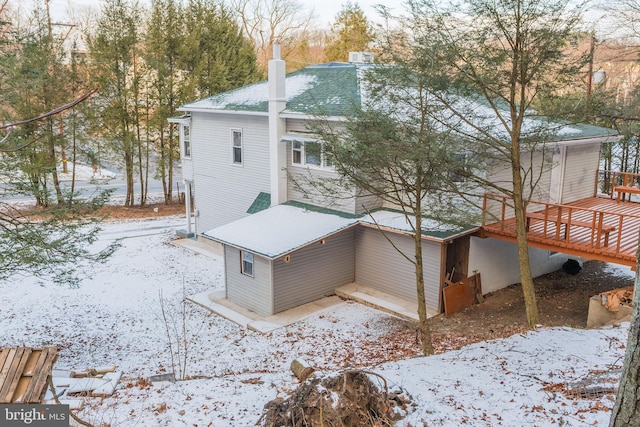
(554, 134, 622, 146)
(177, 106, 268, 116)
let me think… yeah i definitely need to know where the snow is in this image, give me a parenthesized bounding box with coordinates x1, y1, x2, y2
(184, 74, 317, 110)
(204, 204, 358, 258)
(57, 163, 118, 181)
(0, 215, 631, 426)
(364, 209, 466, 235)
(204, 205, 470, 259)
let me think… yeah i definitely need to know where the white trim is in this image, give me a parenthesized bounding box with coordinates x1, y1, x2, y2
(231, 128, 243, 166)
(181, 123, 191, 159)
(241, 250, 254, 277)
(290, 139, 333, 170)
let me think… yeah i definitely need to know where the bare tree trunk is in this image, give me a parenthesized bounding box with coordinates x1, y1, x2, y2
(414, 231, 434, 356)
(414, 174, 434, 356)
(609, 231, 640, 426)
(512, 147, 540, 327)
(47, 119, 64, 205)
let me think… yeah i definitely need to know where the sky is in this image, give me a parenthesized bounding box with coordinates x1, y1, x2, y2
(37, 0, 388, 29)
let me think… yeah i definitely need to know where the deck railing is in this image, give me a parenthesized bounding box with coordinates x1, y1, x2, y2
(482, 192, 640, 256)
(598, 170, 640, 198)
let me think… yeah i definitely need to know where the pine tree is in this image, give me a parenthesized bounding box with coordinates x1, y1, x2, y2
(89, 0, 144, 207)
(180, 0, 261, 99)
(0, 3, 119, 286)
(325, 1, 375, 62)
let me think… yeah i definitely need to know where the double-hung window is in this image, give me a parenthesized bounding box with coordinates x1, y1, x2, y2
(182, 124, 191, 158)
(291, 140, 332, 169)
(241, 251, 254, 277)
(232, 129, 243, 165)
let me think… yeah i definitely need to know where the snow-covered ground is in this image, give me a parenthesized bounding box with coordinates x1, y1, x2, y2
(0, 216, 632, 426)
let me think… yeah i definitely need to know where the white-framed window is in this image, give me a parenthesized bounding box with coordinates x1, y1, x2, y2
(241, 251, 254, 277)
(182, 124, 191, 158)
(291, 140, 333, 169)
(232, 129, 243, 165)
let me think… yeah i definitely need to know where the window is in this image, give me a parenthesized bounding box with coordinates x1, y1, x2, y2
(182, 124, 191, 158)
(241, 251, 254, 277)
(305, 141, 322, 166)
(292, 141, 303, 164)
(291, 140, 332, 169)
(240, 251, 253, 277)
(232, 129, 243, 165)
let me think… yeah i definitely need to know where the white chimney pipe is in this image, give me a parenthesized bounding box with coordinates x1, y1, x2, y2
(268, 44, 287, 207)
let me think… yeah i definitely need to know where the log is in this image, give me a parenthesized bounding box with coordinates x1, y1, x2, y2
(290, 359, 315, 381)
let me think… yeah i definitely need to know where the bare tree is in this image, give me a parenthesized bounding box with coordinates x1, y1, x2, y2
(229, 0, 315, 71)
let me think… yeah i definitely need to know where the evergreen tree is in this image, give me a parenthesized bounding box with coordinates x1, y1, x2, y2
(145, 0, 182, 204)
(299, 66, 469, 355)
(180, 0, 261, 99)
(325, 1, 374, 62)
(0, 3, 119, 286)
(89, 0, 144, 207)
(377, 0, 586, 328)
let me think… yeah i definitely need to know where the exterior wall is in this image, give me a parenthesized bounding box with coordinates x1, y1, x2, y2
(561, 143, 600, 203)
(355, 192, 383, 214)
(225, 246, 274, 316)
(273, 229, 355, 313)
(285, 140, 358, 213)
(468, 236, 568, 294)
(286, 119, 311, 133)
(190, 112, 271, 234)
(484, 150, 553, 221)
(354, 227, 442, 313)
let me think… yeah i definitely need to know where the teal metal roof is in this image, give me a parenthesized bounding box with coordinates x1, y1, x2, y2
(179, 61, 617, 140)
(247, 192, 271, 214)
(180, 62, 365, 116)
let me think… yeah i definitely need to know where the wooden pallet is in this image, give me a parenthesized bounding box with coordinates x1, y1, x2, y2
(0, 347, 58, 403)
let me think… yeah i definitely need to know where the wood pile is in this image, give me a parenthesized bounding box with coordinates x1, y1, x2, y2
(0, 347, 58, 404)
(599, 286, 634, 312)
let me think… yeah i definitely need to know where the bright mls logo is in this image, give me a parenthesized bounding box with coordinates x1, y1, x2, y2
(0, 405, 68, 426)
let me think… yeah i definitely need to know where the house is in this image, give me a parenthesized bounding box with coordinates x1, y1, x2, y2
(171, 48, 620, 319)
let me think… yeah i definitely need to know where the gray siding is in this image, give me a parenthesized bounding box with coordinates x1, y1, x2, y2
(190, 112, 271, 233)
(562, 144, 600, 203)
(354, 227, 442, 312)
(225, 246, 274, 316)
(285, 141, 358, 213)
(286, 119, 311, 133)
(355, 192, 383, 214)
(273, 229, 355, 313)
(484, 150, 552, 221)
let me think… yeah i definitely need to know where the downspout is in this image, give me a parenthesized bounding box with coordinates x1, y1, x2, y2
(268, 44, 287, 206)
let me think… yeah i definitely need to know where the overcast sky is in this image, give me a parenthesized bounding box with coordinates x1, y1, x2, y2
(38, 0, 390, 29)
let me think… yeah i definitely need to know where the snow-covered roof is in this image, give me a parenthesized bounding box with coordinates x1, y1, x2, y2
(179, 61, 617, 142)
(362, 210, 477, 240)
(180, 62, 366, 117)
(203, 204, 359, 259)
(204, 204, 476, 258)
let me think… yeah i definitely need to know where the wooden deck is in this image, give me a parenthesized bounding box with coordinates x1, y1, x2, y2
(481, 195, 640, 268)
